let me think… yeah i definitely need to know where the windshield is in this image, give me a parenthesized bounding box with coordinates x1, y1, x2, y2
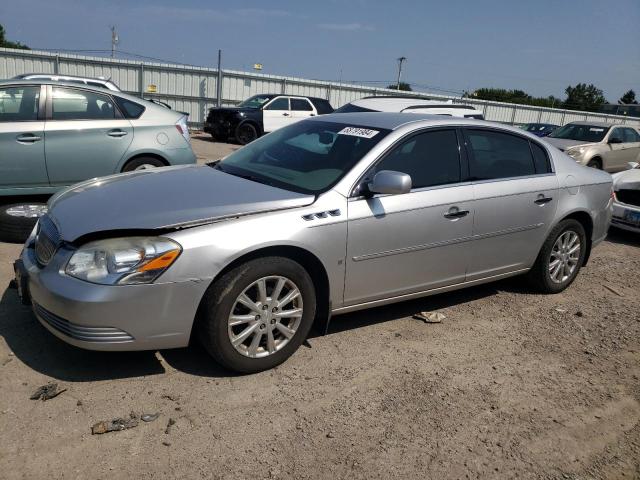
(216, 120, 391, 194)
(238, 95, 273, 109)
(549, 124, 609, 142)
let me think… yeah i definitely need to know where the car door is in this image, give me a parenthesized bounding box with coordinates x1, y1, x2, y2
(0, 84, 49, 190)
(463, 128, 559, 280)
(604, 127, 628, 171)
(290, 98, 316, 122)
(344, 128, 474, 305)
(44, 85, 133, 186)
(262, 96, 291, 133)
(621, 128, 640, 165)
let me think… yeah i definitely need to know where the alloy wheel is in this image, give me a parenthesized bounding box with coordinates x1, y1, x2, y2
(548, 231, 581, 284)
(227, 276, 303, 358)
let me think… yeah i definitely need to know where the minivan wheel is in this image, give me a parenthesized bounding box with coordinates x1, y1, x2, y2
(235, 123, 258, 145)
(122, 157, 166, 172)
(527, 219, 587, 293)
(198, 257, 316, 373)
(0, 202, 48, 243)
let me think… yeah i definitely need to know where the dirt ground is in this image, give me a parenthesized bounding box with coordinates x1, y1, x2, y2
(0, 136, 639, 480)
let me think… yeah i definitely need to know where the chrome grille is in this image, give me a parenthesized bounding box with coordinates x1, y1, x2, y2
(34, 215, 60, 266)
(34, 303, 134, 343)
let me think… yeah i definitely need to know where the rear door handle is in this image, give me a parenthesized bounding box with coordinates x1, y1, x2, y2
(107, 129, 128, 138)
(282, 113, 290, 117)
(443, 208, 470, 220)
(16, 134, 42, 143)
(534, 196, 553, 205)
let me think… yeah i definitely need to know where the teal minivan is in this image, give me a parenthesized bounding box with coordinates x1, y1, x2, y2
(0, 80, 196, 241)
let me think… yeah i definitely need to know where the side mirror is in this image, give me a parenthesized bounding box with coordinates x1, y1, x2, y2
(368, 170, 412, 195)
(609, 137, 623, 144)
(626, 162, 639, 170)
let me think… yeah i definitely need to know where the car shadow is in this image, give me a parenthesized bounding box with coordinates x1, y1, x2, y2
(0, 277, 527, 382)
(606, 227, 640, 247)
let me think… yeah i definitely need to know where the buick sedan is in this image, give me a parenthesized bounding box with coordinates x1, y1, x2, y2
(15, 113, 613, 373)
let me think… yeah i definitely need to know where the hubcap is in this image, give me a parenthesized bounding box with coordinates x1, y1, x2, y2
(133, 163, 157, 170)
(548, 231, 580, 284)
(6, 204, 48, 218)
(227, 276, 303, 358)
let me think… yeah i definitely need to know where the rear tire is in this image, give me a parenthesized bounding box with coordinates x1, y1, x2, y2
(197, 257, 316, 373)
(527, 219, 587, 293)
(587, 158, 602, 169)
(0, 202, 47, 243)
(235, 123, 258, 145)
(122, 157, 166, 172)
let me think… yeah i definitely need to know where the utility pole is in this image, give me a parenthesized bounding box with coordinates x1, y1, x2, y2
(216, 49, 223, 107)
(110, 26, 119, 58)
(396, 56, 406, 90)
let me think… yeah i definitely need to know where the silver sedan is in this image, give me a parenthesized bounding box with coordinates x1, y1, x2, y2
(15, 113, 613, 373)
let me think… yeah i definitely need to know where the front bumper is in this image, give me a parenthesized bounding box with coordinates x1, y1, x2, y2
(21, 244, 208, 351)
(204, 120, 233, 139)
(611, 200, 640, 233)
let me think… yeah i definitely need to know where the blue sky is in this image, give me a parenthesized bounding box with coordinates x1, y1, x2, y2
(2, 0, 639, 100)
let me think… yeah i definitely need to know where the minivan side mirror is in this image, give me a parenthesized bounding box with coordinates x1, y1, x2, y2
(609, 137, 623, 144)
(368, 170, 412, 195)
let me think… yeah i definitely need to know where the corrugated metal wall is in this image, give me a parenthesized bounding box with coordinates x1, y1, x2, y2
(2, 47, 639, 128)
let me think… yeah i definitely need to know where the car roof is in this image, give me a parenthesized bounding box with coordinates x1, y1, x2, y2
(14, 73, 113, 83)
(348, 96, 481, 113)
(251, 93, 329, 102)
(310, 111, 500, 130)
(568, 121, 618, 128)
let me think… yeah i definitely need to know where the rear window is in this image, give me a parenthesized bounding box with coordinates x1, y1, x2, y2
(466, 129, 536, 180)
(114, 97, 146, 119)
(309, 98, 334, 114)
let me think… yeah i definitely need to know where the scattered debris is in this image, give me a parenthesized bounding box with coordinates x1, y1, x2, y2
(394, 333, 402, 338)
(326, 432, 335, 438)
(76, 400, 83, 407)
(414, 311, 446, 323)
(575, 311, 584, 317)
(162, 441, 171, 446)
(30, 383, 67, 401)
(165, 417, 176, 434)
(555, 307, 568, 314)
(161, 394, 179, 402)
(91, 412, 139, 435)
(603, 284, 624, 297)
(141, 413, 160, 423)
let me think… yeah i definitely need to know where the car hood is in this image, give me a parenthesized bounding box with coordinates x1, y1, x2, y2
(544, 138, 594, 151)
(612, 168, 640, 190)
(47, 165, 315, 242)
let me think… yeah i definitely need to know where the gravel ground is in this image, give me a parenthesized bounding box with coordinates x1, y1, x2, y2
(0, 137, 639, 479)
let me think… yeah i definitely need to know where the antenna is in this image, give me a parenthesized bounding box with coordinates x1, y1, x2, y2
(110, 26, 119, 58)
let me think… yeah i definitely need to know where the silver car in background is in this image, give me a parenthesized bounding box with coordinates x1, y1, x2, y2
(0, 79, 196, 241)
(15, 113, 613, 373)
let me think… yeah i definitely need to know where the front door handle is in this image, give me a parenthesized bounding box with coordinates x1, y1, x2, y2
(443, 208, 470, 220)
(534, 196, 553, 205)
(107, 129, 128, 138)
(16, 134, 42, 143)
(282, 113, 290, 117)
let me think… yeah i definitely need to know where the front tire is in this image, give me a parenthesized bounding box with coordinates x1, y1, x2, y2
(198, 257, 317, 373)
(527, 219, 587, 293)
(235, 123, 258, 145)
(587, 158, 602, 169)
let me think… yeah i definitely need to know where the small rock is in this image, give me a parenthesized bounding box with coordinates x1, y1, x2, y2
(326, 432, 335, 438)
(165, 417, 176, 434)
(414, 311, 446, 323)
(76, 400, 83, 406)
(30, 383, 67, 401)
(141, 413, 160, 422)
(555, 308, 568, 314)
(575, 311, 584, 317)
(162, 441, 171, 446)
(91, 412, 139, 435)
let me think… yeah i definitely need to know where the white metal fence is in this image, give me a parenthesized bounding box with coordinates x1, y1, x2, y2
(2, 47, 639, 128)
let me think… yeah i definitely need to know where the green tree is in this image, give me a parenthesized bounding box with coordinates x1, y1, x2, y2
(470, 88, 560, 108)
(0, 24, 30, 49)
(618, 89, 637, 105)
(387, 82, 412, 91)
(563, 83, 606, 111)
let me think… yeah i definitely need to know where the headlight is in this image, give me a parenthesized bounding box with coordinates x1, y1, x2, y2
(566, 147, 585, 158)
(65, 237, 182, 285)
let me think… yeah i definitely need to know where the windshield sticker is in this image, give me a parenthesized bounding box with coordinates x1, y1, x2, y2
(589, 127, 605, 132)
(338, 127, 379, 139)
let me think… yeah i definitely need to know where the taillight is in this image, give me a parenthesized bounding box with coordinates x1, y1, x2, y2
(175, 116, 190, 143)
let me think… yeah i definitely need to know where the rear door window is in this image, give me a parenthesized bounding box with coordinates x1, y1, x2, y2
(51, 87, 116, 120)
(291, 98, 313, 111)
(0, 86, 40, 122)
(622, 128, 640, 143)
(465, 129, 536, 180)
(530, 142, 551, 173)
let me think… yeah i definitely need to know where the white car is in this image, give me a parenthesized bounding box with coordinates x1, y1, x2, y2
(611, 162, 640, 233)
(334, 96, 484, 119)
